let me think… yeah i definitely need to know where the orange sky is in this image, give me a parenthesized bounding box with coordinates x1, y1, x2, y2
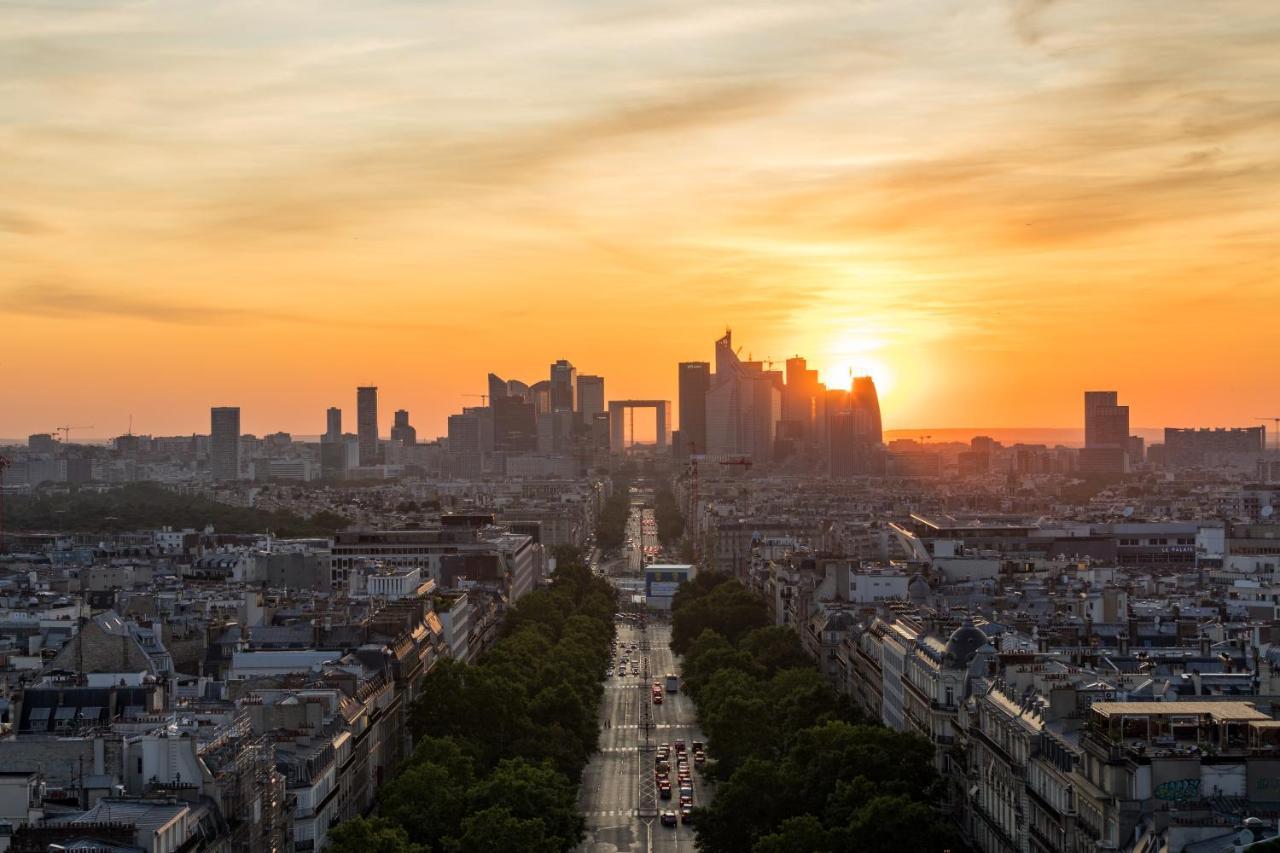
(2, 1, 1278, 440)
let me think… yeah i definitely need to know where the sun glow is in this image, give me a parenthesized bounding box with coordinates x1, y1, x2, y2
(817, 337, 896, 397)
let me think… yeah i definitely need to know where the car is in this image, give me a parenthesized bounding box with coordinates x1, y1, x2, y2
(660, 811, 678, 827)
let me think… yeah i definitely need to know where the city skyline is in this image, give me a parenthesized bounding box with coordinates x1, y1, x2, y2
(3, 1, 1279, 438)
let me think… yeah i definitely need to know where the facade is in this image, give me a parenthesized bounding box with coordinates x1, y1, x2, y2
(1081, 391, 1130, 475)
(549, 359, 576, 412)
(210, 406, 240, 482)
(390, 409, 417, 446)
(677, 361, 711, 457)
(357, 386, 379, 466)
(704, 331, 780, 461)
(1164, 427, 1265, 466)
(576, 374, 605, 426)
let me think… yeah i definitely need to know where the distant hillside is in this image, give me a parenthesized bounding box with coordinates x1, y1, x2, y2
(6, 482, 347, 538)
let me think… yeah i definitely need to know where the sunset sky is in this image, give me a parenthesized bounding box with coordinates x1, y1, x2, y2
(3, 0, 1278, 440)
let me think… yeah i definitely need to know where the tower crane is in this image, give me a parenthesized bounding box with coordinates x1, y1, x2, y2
(1257, 418, 1280, 453)
(53, 425, 94, 443)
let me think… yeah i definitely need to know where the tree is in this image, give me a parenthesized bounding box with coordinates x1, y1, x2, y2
(379, 761, 468, 852)
(829, 796, 955, 853)
(693, 757, 797, 853)
(326, 818, 423, 853)
(751, 815, 832, 853)
(465, 759, 584, 851)
(672, 581, 768, 653)
(740, 626, 812, 677)
(443, 806, 559, 853)
(411, 661, 532, 770)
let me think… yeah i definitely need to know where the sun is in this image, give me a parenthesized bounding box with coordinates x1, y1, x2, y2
(816, 337, 896, 396)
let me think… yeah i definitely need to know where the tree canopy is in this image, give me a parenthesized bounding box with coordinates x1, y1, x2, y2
(329, 555, 616, 853)
(6, 481, 348, 537)
(668, 574, 958, 853)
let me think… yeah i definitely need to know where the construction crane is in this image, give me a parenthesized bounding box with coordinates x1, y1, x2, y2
(53, 425, 94, 443)
(1257, 418, 1280, 453)
(461, 394, 488, 406)
(0, 454, 10, 554)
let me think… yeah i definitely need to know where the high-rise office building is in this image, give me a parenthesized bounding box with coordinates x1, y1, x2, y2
(324, 407, 342, 443)
(390, 409, 417, 446)
(1084, 391, 1129, 448)
(1081, 391, 1130, 475)
(493, 396, 537, 451)
(357, 386, 379, 466)
(850, 376, 883, 446)
(530, 380, 552, 416)
(678, 362, 711, 457)
(576, 375, 605, 426)
(507, 379, 530, 401)
(487, 373, 509, 403)
(704, 331, 779, 461)
(549, 359, 576, 411)
(827, 377, 883, 477)
(210, 406, 241, 481)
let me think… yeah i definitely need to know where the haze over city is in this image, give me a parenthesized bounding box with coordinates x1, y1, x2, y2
(4, 0, 1279, 439)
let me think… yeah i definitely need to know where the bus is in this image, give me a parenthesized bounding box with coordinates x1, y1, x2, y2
(665, 673, 679, 694)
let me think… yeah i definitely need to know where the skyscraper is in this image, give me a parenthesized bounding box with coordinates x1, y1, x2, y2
(1084, 391, 1129, 448)
(324, 407, 342, 443)
(678, 361, 710, 457)
(850, 376, 883, 446)
(493, 395, 537, 451)
(210, 406, 240, 481)
(576, 375, 605, 426)
(1081, 390, 1130, 475)
(487, 373, 509, 403)
(357, 386, 379, 466)
(827, 378, 883, 477)
(704, 331, 779, 461)
(390, 409, 417, 446)
(549, 359, 576, 411)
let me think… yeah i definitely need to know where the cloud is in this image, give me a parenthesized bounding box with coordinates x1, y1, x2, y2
(1009, 0, 1057, 46)
(0, 280, 298, 325)
(197, 78, 806, 238)
(0, 210, 53, 235)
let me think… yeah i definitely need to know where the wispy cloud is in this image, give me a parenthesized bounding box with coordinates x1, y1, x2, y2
(0, 280, 298, 325)
(0, 210, 53, 235)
